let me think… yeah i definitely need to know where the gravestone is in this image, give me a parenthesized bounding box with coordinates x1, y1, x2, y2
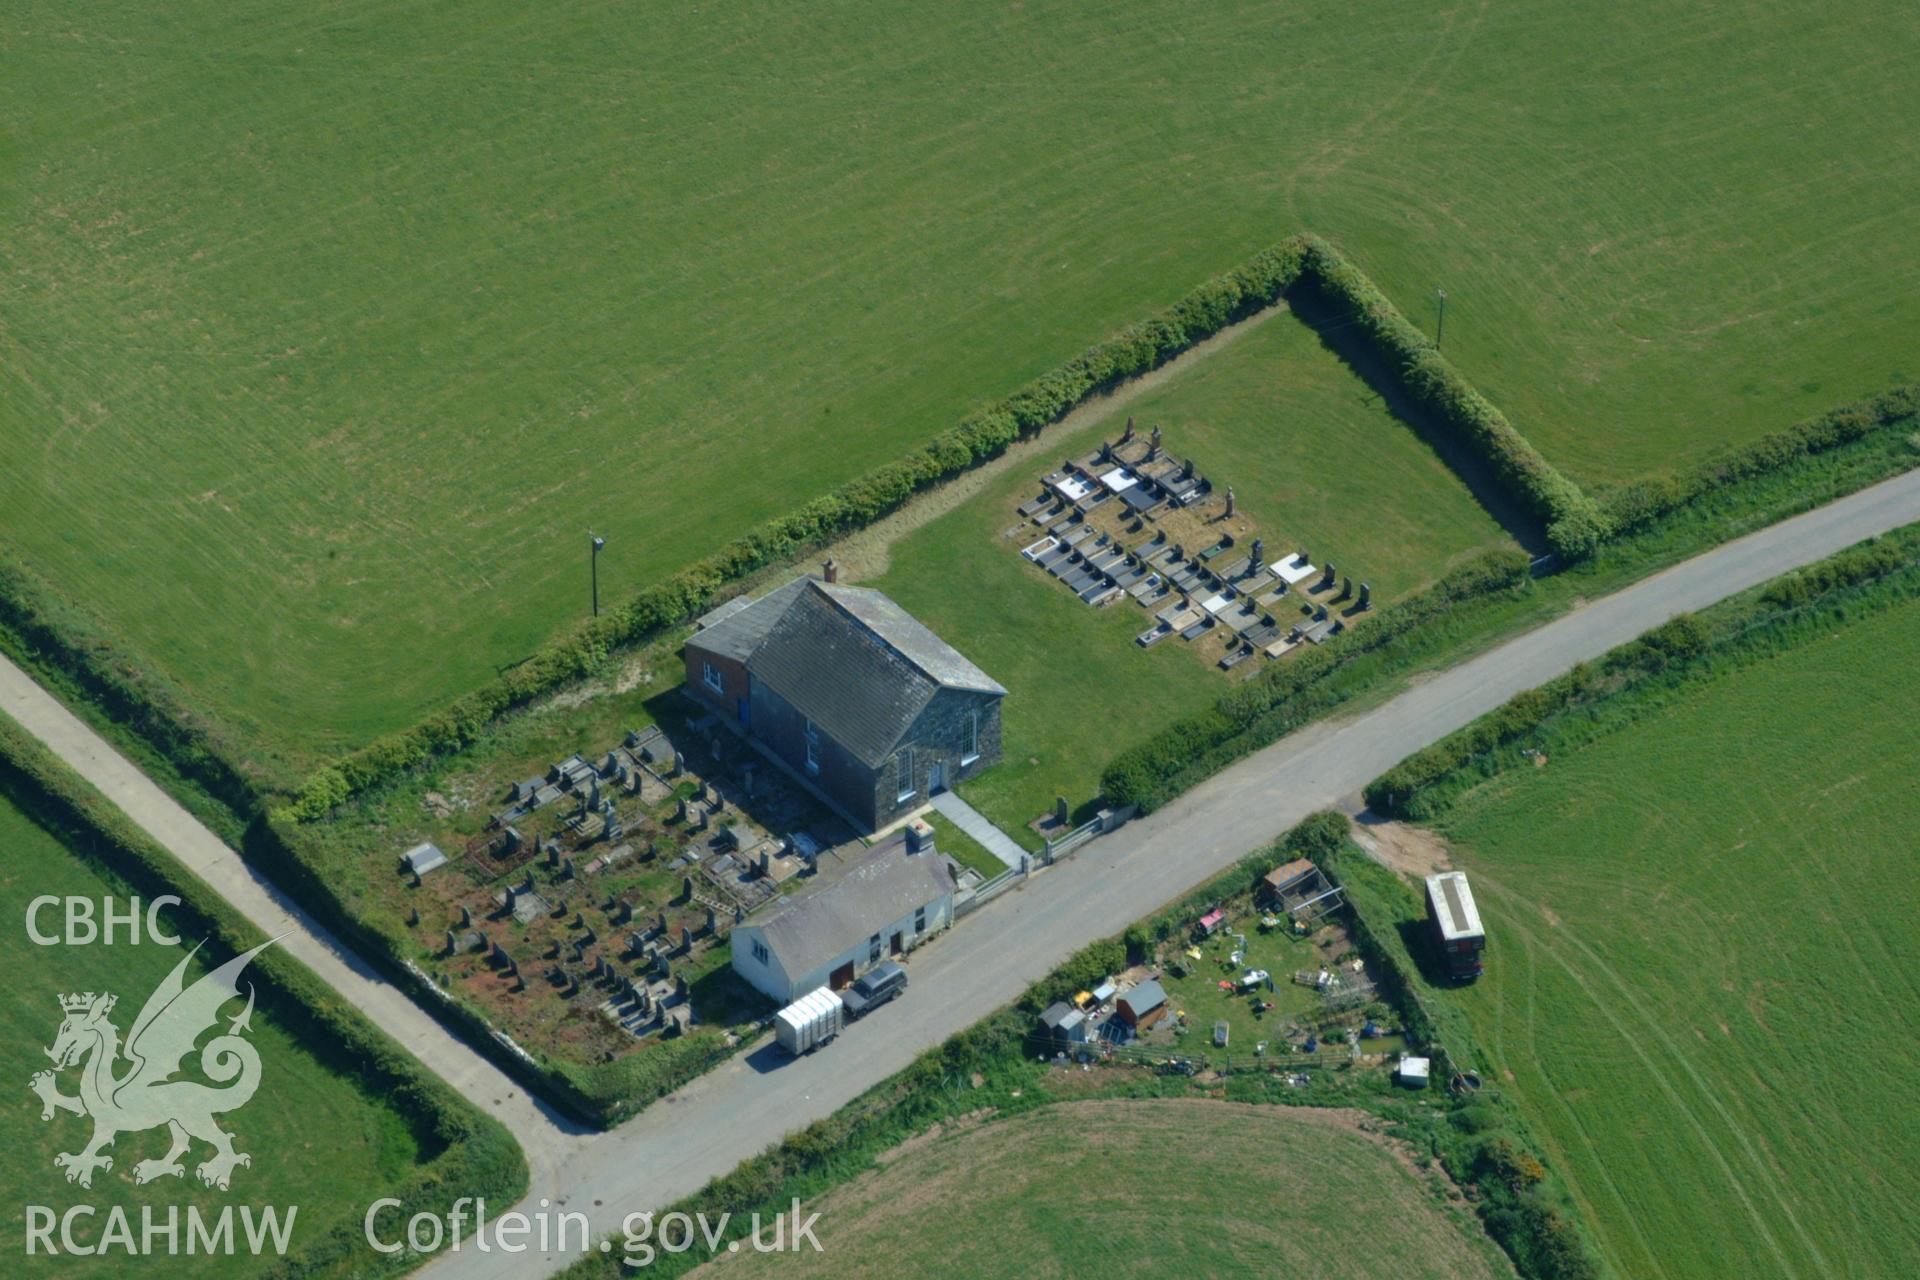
(1122, 415, 1136, 443)
(1224, 487, 1235, 517)
(1055, 796, 1070, 826)
(1340, 576, 1352, 602)
(1182, 456, 1195, 479)
(1358, 582, 1372, 610)
(1149, 424, 1163, 457)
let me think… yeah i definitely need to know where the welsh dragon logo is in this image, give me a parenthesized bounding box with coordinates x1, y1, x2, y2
(29, 939, 273, 1191)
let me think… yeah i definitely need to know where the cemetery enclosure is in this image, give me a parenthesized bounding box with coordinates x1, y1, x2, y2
(5, 0, 1916, 769)
(869, 305, 1509, 837)
(1398, 595, 1920, 1279)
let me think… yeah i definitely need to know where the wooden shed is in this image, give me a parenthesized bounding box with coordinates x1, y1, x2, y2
(1115, 979, 1168, 1029)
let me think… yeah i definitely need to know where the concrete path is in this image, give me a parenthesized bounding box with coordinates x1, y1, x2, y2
(3, 465, 1916, 1278)
(930, 789, 1027, 869)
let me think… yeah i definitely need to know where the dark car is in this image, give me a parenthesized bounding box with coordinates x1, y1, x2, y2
(840, 961, 908, 1019)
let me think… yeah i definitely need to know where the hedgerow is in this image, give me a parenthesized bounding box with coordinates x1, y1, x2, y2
(1364, 530, 1920, 820)
(282, 239, 1313, 820)
(1101, 547, 1532, 813)
(1292, 235, 1609, 557)
(0, 552, 266, 816)
(1599, 385, 1920, 535)
(0, 718, 526, 1278)
(550, 814, 1602, 1280)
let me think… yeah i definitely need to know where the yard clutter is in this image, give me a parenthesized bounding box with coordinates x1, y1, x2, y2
(1120, 862, 1421, 1080)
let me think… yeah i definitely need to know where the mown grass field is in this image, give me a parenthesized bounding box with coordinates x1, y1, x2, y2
(4, 0, 1915, 761)
(0, 796, 424, 1277)
(1411, 597, 1920, 1279)
(695, 1098, 1514, 1279)
(872, 307, 1507, 834)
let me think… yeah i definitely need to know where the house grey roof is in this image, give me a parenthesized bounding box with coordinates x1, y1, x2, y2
(689, 577, 811, 663)
(755, 834, 955, 978)
(695, 578, 1004, 768)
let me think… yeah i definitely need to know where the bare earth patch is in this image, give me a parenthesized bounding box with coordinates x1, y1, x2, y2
(1352, 816, 1455, 878)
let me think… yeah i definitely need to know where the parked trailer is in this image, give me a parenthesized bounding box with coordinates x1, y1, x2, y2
(1424, 871, 1486, 980)
(774, 987, 846, 1055)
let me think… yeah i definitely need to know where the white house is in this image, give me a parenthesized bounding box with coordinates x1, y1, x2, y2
(731, 829, 958, 1004)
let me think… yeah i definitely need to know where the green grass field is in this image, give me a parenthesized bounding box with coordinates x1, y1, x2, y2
(4, 0, 1915, 761)
(1414, 597, 1920, 1279)
(871, 307, 1507, 834)
(698, 1098, 1514, 1279)
(0, 796, 424, 1277)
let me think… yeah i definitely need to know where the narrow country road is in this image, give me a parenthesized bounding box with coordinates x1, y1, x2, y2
(4, 466, 1917, 1277)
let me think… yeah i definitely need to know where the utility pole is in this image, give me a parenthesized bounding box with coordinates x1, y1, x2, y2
(1435, 288, 1447, 350)
(590, 535, 606, 617)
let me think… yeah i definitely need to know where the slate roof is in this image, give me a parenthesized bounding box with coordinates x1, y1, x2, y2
(815, 583, 1005, 695)
(756, 834, 956, 978)
(689, 577, 811, 662)
(692, 578, 1005, 768)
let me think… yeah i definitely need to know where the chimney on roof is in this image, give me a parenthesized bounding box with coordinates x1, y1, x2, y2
(822, 558, 839, 584)
(905, 818, 934, 855)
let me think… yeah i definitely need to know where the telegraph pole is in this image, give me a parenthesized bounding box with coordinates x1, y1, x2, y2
(590, 535, 606, 617)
